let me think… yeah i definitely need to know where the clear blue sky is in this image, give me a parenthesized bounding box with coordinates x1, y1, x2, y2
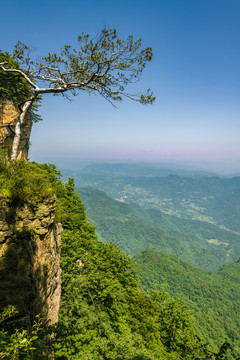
(1, 0, 240, 169)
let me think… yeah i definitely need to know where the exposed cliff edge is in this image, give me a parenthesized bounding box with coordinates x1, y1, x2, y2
(0, 196, 62, 328)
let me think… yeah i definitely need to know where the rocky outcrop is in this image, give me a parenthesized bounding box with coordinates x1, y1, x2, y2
(0, 102, 32, 160)
(0, 197, 62, 328)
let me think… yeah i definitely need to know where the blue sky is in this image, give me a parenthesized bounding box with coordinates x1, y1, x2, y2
(1, 0, 240, 170)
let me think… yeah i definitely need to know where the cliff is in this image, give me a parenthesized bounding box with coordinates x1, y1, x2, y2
(0, 196, 62, 328)
(0, 102, 32, 160)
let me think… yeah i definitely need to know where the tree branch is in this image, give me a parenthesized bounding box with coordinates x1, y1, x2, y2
(0, 64, 38, 89)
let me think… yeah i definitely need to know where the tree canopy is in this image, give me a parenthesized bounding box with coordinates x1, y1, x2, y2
(10, 29, 155, 104)
(0, 28, 155, 160)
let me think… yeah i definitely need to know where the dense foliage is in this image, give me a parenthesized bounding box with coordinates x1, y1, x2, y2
(55, 177, 207, 359)
(0, 306, 49, 360)
(133, 249, 240, 359)
(0, 159, 57, 204)
(55, 172, 233, 359)
(0, 162, 235, 359)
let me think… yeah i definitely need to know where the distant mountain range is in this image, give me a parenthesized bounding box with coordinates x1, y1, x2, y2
(78, 162, 218, 178)
(58, 160, 240, 177)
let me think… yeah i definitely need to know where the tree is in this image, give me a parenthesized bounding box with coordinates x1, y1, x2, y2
(0, 28, 155, 160)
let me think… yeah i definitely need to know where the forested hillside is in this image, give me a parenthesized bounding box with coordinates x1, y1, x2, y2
(76, 185, 240, 359)
(1, 161, 231, 359)
(133, 249, 240, 358)
(77, 187, 240, 270)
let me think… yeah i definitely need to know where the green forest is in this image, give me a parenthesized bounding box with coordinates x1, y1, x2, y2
(133, 249, 240, 358)
(0, 161, 235, 359)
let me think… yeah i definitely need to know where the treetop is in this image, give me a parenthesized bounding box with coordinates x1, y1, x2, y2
(1, 28, 155, 106)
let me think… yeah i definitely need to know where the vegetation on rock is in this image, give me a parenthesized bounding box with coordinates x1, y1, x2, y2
(0, 306, 48, 360)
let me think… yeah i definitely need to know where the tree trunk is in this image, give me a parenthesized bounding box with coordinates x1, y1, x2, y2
(10, 115, 21, 160)
(10, 99, 33, 161)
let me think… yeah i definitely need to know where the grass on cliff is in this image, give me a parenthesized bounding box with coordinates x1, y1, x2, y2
(0, 157, 76, 217)
(0, 159, 56, 203)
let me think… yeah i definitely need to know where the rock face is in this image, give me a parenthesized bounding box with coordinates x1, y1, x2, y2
(0, 197, 62, 328)
(0, 102, 32, 160)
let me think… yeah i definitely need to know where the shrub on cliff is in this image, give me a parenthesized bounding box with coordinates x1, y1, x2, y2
(0, 159, 60, 205)
(0, 306, 52, 359)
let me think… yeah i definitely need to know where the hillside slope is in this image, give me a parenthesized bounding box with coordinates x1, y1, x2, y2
(133, 249, 240, 357)
(77, 187, 240, 270)
(1, 162, 228, 359)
